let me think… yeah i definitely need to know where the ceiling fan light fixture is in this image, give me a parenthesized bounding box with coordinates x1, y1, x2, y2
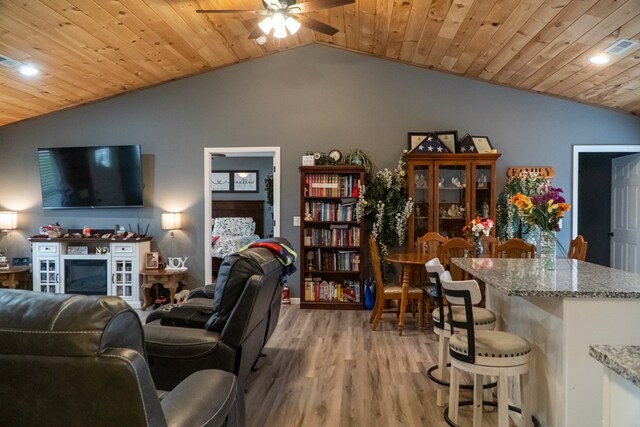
(258, 16, 274, 35)
(285, 16, 301, 35)
(271, 12, 287, 38)
(273, 25, 287, 38)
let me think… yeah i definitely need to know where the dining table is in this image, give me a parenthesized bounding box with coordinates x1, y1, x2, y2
(383, 251, 434, 335)
(452, 257, 640, 427)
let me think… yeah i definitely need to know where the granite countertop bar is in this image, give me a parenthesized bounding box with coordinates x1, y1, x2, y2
(589, 345, 640, 389)
(451, 258, 640, 298)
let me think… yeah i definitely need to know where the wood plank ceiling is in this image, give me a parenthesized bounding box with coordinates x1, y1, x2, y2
(1, 0, 639, 127)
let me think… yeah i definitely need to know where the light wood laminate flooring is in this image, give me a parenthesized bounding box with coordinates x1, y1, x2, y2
(245, 305, 511, 426)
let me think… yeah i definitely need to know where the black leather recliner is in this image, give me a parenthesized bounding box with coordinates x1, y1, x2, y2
(0, 289, 244, 427)
(144, 244, 286, 391)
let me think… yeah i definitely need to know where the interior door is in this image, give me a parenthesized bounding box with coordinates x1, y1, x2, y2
(610, 153, 640, 272)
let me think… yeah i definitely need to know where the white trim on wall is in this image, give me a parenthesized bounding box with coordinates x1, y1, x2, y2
(204, 146, 281, 284)
(572, 145, 640, 239)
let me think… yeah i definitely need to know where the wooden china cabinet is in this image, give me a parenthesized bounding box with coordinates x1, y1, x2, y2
(406, 153, 501, 251)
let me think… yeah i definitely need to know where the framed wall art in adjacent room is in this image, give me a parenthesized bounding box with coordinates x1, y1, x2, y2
(232, 171, 259, 192)
(211, 171, 232, 192)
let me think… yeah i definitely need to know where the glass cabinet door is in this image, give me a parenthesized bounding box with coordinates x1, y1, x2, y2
(437, 164, 467, 237)
(411, 164, 430, 241)
(474, 164, 493, 219)
(113, 258, 134, 298)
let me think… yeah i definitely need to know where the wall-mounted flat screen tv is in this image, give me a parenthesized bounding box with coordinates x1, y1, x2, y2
(37, 145, 144, 209)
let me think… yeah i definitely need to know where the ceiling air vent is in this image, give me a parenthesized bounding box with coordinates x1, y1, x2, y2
(604, 39, 637, 56)
(0, 54, 21, 69)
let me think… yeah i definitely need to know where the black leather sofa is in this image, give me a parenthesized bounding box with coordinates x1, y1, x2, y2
(144, 243, 287, 391)
(0, 289, 244, 427)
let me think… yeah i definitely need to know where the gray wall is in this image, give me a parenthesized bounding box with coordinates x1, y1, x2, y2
(1, 44, 639, 296)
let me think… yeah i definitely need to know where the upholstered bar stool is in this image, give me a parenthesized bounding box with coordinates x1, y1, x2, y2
(440, 271, 533, 427)
(425, 258, 496, 407)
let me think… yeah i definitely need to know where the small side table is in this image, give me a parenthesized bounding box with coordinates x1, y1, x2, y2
(0, 265, 31, 289)
(140, 268, 188, 311)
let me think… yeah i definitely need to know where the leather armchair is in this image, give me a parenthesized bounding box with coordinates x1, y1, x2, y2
(144, 244, 286, 391)
(0, 289, 244, 427)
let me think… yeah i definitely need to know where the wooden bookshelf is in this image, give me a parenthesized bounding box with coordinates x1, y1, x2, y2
(299, 166, 366, 309)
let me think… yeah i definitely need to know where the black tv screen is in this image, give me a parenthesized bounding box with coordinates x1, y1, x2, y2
(37, 145, 144, 209)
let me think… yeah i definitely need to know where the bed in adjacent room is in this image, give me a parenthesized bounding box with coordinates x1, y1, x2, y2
(211, 200, 264, 277)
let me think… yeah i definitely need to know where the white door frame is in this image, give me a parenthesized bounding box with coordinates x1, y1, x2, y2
(204, 146, 281, 283)
(572, 145, 640, 239)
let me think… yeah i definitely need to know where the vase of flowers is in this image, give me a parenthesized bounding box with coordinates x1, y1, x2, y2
(496, 171, 550, 245)
(509, 186, 571, 270)
(462, 216, 494, 256)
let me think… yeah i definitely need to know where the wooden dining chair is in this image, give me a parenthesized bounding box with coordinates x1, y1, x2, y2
(369, 235, 425, 332)
(415, 232, 448, 324)
(495, 238, 536, 259)
(416, 232, 448, 262)
(439, 237, 475, 280)
(568, 235, 588, 261)
(479, 235, 499, 258)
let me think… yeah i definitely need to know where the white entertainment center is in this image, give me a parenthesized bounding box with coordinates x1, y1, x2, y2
(31, 237, 151, 309)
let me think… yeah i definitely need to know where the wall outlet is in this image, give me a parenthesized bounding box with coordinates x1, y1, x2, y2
(293, 216, 300, 226)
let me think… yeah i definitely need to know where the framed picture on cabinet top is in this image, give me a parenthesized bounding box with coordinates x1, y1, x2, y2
(472, 136, 494, 153)
(435, 131, 458, 154)
(408, 132, 429, 151)
(408, 132, 452, 153)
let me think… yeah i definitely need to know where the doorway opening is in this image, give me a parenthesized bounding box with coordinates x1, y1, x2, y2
(572, 145, 640, 267)
(204, 147, 281, 283)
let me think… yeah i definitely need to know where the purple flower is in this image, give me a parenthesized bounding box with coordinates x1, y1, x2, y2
(531, 186, 565, 206)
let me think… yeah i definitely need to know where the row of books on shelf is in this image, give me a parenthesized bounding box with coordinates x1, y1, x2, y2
(303, 226, 360, 247)
(304, 200, 357, 222)
(304, 174, 361, 198)
(306, 248, 360, 272)
(304, 277, 361, 303)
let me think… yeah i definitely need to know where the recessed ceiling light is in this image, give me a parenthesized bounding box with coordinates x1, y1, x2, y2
(588, 55, 610, 65)
(18, 65, 39, 76)
(256, 35, 268, 45)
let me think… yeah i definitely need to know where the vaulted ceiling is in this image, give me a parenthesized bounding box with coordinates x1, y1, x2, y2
(1, 0, 639, 127)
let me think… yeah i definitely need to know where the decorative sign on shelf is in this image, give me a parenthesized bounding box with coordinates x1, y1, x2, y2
(507, 166, 555, 178)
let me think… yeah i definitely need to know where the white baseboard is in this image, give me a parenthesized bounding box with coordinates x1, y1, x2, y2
(290, 297, 300, 305)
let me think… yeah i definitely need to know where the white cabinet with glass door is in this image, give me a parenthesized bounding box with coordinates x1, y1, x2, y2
(33, 243, 60, 293)
(111, 242, 149, 306)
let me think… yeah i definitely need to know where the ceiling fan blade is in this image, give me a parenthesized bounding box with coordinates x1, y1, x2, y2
(288, 0, 355, 14)
(196, 9, 262, 14)
(295, 15, 339, 36)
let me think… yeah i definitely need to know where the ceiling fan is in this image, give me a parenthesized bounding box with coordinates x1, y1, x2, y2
(196, 0, 355, 39)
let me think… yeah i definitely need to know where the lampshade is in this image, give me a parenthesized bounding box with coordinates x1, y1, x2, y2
(161, 212, 182, 231)
(0, 212, 17, 231)
(285, 16, 301, 35)
(258, 16, 273, 35)
(272, 12, 287, 39)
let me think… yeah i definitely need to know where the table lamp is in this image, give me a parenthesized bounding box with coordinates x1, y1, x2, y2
(161, 212, 182, 258)
(0, 211, 18, 265)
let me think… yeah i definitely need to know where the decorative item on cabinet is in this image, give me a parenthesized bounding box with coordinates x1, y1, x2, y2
(408, 132, 452, 154)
